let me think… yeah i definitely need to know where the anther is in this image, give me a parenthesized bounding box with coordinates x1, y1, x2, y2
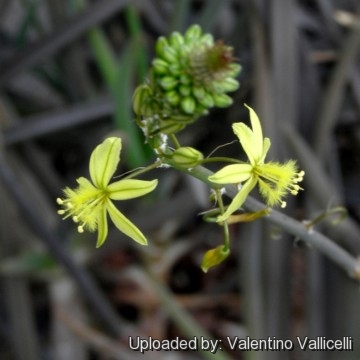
(281, 201, 287, 208)
(56, 198, 64, 205)
(57, 210, 65, 215)
(77, 225, 84, 233)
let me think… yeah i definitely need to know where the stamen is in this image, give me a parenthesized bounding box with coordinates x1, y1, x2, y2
(56, 198, 64, 205)
(77, 225, 84, 233)
(281, 201, 287, 208)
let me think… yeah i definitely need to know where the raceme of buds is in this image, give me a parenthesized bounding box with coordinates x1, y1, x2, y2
(133, 24, 241, 141)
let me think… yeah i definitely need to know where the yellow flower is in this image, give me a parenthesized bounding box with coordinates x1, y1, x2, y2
(57, 137, 158, 247)
(208, 105, 304, 222)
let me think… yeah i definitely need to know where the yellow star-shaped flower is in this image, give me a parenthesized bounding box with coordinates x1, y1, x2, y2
(209, 105, 304, 222)
(57, 137, 157, 247)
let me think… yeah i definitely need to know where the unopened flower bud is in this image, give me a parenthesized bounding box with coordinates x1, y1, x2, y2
(133, 84, 153, 116)
(169, 32, 184, 47)
(172, 147, 204, 168)
(212, 93, 233, 108)
(181, 97, 196, 114)
(185, 24, 202, 42)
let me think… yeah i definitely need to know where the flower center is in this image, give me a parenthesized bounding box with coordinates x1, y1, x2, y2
(57, 187, 107, 233)
(253, 161, 305, 207)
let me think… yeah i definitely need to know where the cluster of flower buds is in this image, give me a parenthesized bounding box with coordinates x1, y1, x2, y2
(133, 25, 241, 145)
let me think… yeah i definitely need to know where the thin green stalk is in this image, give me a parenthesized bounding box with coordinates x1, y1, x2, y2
(169, 133, 181, 149)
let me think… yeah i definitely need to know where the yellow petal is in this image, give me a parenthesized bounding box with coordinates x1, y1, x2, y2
(106, 200, 148, 245)
(108, 179, 158, 200)
(244, 104, 263, 155)
(208, 164, 252, 184)
(232, 123, 258, 165)
(217, 176, 257, 222)
(96, 208, 108, 248)
(259, 137, 271, 164)
(89, 137, 121, 189)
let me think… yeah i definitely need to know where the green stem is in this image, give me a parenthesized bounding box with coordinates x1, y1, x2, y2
(169, 134, 181, 149)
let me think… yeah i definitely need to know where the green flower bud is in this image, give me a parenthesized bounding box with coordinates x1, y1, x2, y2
(177, 45, 190, 60)
(220, 78, 240, 92)
(152, 58, 169, 74)
(179, 74, 191, 85)
(160, 46, 178, 63)
(165, 90, 180, 106)
(200, 34, 214, 46)
(198, 92, 214, 108)
(171, 114, 195, 123)
(133, 84, 152, 116)
(159, 120, 186, 134)
(179, 85, 191, 97)
(212, 93, 233, 108)
(172, 147, 204, 168)
(184, 24, 202, 42)
(168, 64, 181, 76)
(159, 76, 178, 90)
(193, 86, 205, 100)
(155, 37, 168, 56)
(228, 63, 242, 78)
(181, 97, 196, 114)
(169, 32, 184, 48)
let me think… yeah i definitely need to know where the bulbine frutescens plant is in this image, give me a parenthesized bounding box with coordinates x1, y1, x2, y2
(58, 25, 304, 272)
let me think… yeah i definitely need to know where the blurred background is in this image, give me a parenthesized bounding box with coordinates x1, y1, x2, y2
(1, 0, 360, 359)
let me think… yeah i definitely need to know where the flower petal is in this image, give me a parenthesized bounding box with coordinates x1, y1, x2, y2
(208, 164, 252, 184)
(89, 137, 121, 189)
(232, 123, 258, 165)
(108, 179, 158, 200)
(96, 207, 108, 248)
(259, 137, 271, 164)
(216, 176, 257, 222)
(201, 245, 230, 273)
(106, 200, 148, 245)
(244, 104, 263, 156)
